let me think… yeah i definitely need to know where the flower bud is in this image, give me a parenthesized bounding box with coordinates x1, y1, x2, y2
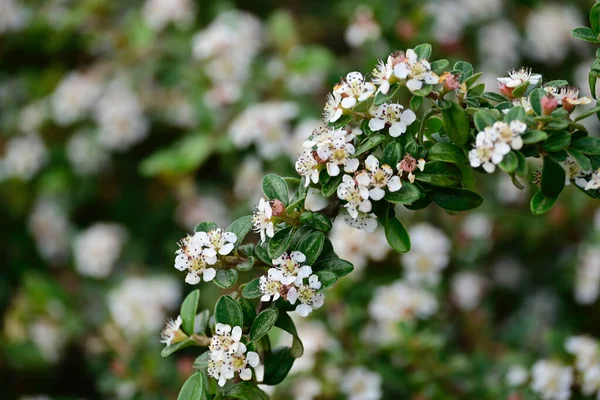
(541, 95, 558, 115)
(270, 199, 286, 216)
(440, 72, 461, 92)
(499, 83, 514, 100)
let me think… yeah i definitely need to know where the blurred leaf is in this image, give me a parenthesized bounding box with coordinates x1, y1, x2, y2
(140, 134, 214, 177)
(237, 256, 255, 272)
(567, 148, 592, 171)
(571, 136, 600, 155)
(522, 130, 548, 144)
(195, 221, 218, 232)
(543, 131, 571, 152)
(161, 338, 197, 358)
(227, 216, 253, 246)
(529, 88, 545, 116)
(274, 312, 304, 358)
(499, 151, 518, 173)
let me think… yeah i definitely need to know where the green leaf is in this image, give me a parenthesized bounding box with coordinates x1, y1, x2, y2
(541, 156, 566, 197)
(313, 258, 354, 278)
(180, 290, 200, 335)
(431, 59, 449, 75)
(192, 352, 210, 369)
(544, 80, 569, 88)
(237, 256, 255, 272)
(511, 82, 529, 98)
(453, 61, 473, 83)
(414, 43, 432, 60)
(522, 130, 548, 144)
(415, 161, 462, 187)
(591, 3, 600, 34)
(352, 97, 374, 113)
(410, 95, 424, 111)
(530, 190, 558, 215)
(373, 84, 400, 106)
(482, 92, 508, 103)
(267, 227, 294, 259)
(214, 269, 238, 289)
(314, 270, 337, 289)
(274, 312, 304, 358)
(412, 84, 433, 97)
(177, 372, 207, 400)
(242, 278, 262, 299)
(250, 308, 279, 342)
(427, 142, 468, 164)
(464, 73, 483, 89)
(162, 338, 196, 357)
(441, 102, 470, 146)
(262, 174, 289, 205)
(354, 134, 386, 157)
(499, 151, 518, 173)
(225, 382, 270, 400)
(330, 114, 352, 128)
(429, 187, 483, 211)
(473, 110, 497, 132)
(195, 310, 210, 335)
(515, 151, 529, 177)
(529, 88, 546, 116)
(295, 231, 325, 265)
(383, 142, 403, 167)
(254, 244, 272, 266)
(238, 298, 256, 328)
(504, 106, 526, 123)
(543, 131, 571, 152)
(574, 106, 600, 122)
(384, 182, 421, 204)
(321, 173, 342, 197)
(140, 134, 215, 177)
(226, 216, 253, 246)
(194, 221, 218, 233)
(567, 148, 592, 171)
(214, 295, 244, 327)
(383, 217, 411, 253)
(571, 136, 600, 155)
(263, 347, 295, 385)
(298, 212, 332, 232)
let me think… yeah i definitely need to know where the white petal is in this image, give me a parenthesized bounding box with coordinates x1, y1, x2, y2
(327, 162, 340, 177)
(232, 326, 242, 342)
(511, 136, 523, 150)
(223, 232, 237, 243)
(482, 162, 496, 173)
(344, 158, 360, 173)
(389, 122, 407, 137)
(365, 155, 379, 171)
(202, 268, 216, 281)
(356, 172, 371, 187)
(331, 108, 343, 122)
(185, 273, 201, 285)
(401, 109, 417, 125)
(341, 97, 357, 109)
(406, 79, 423, 92)
(368, 118, 386, 132)
(239, 368, 252, 381)
(291, 251, 306, 263)
(388, 176, 402, 192)
(369, 187, 386, 201)
(358, 200, 372, 213)
(247, 351, 260, 367)
(394, 63, 409, 79)
(287, 287, 298, 304)
(296, 304, 312, 317)
(218, 243, 234, 255)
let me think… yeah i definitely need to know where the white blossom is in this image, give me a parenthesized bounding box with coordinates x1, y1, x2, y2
(174, 232, 218, 284)
(295, 151, 321, 186)
(142, 0, 194, 31)
(252, 198, 275, 243)
(0, 0, 29, 34)
(345, 6, 381, 48)
(196, 228, 237, 256)
(468, 126, 511, 173)
(51, 71, 102, 126)
(369, 280, 437, 324)
(316, 129, 359, 177)
(323, 91, 343, 123)
(356, 155, 402, 201)
(73, 223, 127, 278)
(287, 275, 325, 317)
(585, 168, 600, 191)
(506, 365, 529, 387)
(66, 130, 110, 175)
(368, 103, 416, 137)
(337, 174, 372, 219)
(0, 134, 47, 181)
(393, 49, 439, 92)
(28, 197, 70, 264)
(498, 68, 542, 89)
(530, 360, 573, 400)
(575, 245, 600, 304)
(28, 319, 66, 363)
(259, 276, 282, 302)
(160, 316, 183, 345)
(269, 251, 312, 285)
(401, 224, 450, 286)
(342, 211, 378, 232)
(451, 272, 485, 311)
(336, 72, 376, 109)
(340, 367, 382, 400)
(565, 335, 599, 372)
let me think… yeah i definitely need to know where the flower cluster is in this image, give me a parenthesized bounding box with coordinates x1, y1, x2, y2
(207, 324, 260, 387)
(531, 360, 573, 400)
(174, 228, 237, 284)
(259, 251, 324, 317)
(469, 120, 526, 173)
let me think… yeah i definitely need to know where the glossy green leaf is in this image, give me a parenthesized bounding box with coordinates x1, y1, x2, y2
(473, 110, 497, 132)
(262, 174, 289, 205)
(162, 338, 196, 358)
(250, 308, 279, 342)
(263, 347, 295, 385)
(267, 227, 294, 259)
(529, 88, 545, 116)
(499, 151, 518, 173)
(226, 216, 253, 245)
(442, 102, 470, 147)
(225, 382, 270, 400)
(541, 156, 566, 197)
(214, 295, 244, 327)
(298, 212, 332, 232)
(543, 131, 571, 152)
(214, 269, 238, 289)
(429, 187, 483, 211)
(522, 130, 548, 144)
(294, 231, 325, 265)
(567, 148, 592, 171)
(274, 312, 304, 358)
(427, 142, 468, 164)
(415, 161, 462, 187)
(177, 372, 207, 400)
(383, 217, 411, 253)
(383, 142, 403, 167)
(354, 134, 386, 157)
(530, 190, 558, 215)
(242, 278, 262, 299)
(384, 182, 421, 204)
(194, 221, 218, 233)
(570, 136, 600, 155)
(313, 258, 354, 278)
(180, 289, 200, 335)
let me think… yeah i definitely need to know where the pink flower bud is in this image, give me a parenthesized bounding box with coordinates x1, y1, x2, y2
(541, 95, 558, 115)
(270, 199, 286, 216)
(499, 83, 514, 99)
(441, 72, 461, 92)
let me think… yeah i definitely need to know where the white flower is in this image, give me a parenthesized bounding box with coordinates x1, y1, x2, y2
(371, 56, 395, 95)
(160, 316, 183, 345)
(337, 174, 372, 219)
(356, 155, 402, 201)
(368, 280, 437, 324)
(234, 157, 264, 202)
(581, 365, 600, 398)
(174, 233, 218, 284)
(0, 134, 47, 181)
(461, 213, 493, 240)
(342, 211, 378, 232)
(323, 91, 343, 123)
(292, 377, 322, 400)
(28, 197, 70, 265)
(142, 0, 194, 31)
(401, 224, 450, 286)
(585, 168, 600, 191)
(51, 71, 102, 126)
(28, 319, 66, 363)
(305, 188, 329, 212)
(530, 360, 573, 400)
(337, 72, 376, 109)
(259, 276, 282, 302)
(208, 324, 260, 387)
(196, 228, 237, 256)
(295, 151, 321, 186)
(317, 130, 359, 176)
(565, 335, 599, 372)
(574, 245, 600, 304)
(393, 49, 439, 92)
(497, 67, 542, 89)
(252, 198, 275, 243)
(287, 275, 325, 317)
(468, 127, 511, 173)
(66, 130, 110, 175)
(73, 223, 127, 278)
(0, 0, 29, 34)
(493, 120, 525, 150)
(269, 251, 312, 285)
(344, 6, 381, 48)
(506, 365, 529, 387)
(451, 272, 485, 311)
(340, 367, 382, 400)
(564, 157, 589, 187)
(94, 79, 148, 151)
(368, 103, 417, 137)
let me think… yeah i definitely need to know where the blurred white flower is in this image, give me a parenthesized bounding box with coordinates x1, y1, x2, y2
(574, 245, 600, 304)
(51, 71, 102, 126)
(451, 272, 485, 311)
(19, 99, 48, 133)
(234, 157, 264, 202)
(142, 0, 194, 31)
(524, 4, 584, 64)
(291, 377, 322, 400)
(94, 79, 148, 151)
(369, 280, 437, 324)
(305, 188, 329, 212)
(461, 213, 493, 241)
(0, 0, 29, 33)
(0, 134, 47, 181)
(108, 275, 180, 338)
(478, 20, 520, 73)
(506, 365, 529, 387)
(530, 360, 573, 400)
(28, 197, 70, 264)
(340, 367, 382, 400)
(175, 195, 229, 232)
(160, 316, 183, 345)
(565, 335, 599, 372)
(497, 173, 527, 205)
(29, 319, 66, 363)
(401, 223, 451, 286)
(66, 130, 110, 175)
(345, 5, 381, 48)
(73, 223, 127, 278)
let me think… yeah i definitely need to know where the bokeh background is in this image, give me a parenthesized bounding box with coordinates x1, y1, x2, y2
(1, 0, 600, 399)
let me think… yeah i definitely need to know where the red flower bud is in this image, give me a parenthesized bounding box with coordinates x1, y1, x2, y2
(270, 199, 286, 216)
(541, 95, 558, 115)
